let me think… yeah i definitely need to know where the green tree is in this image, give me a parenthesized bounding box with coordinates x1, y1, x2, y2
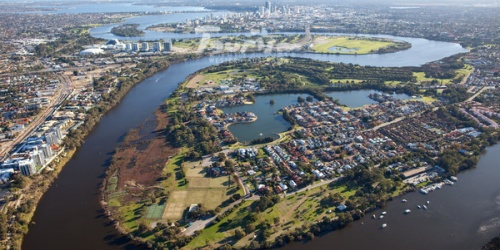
(234, 228, 246, 239)
(245, 223, 256, 233)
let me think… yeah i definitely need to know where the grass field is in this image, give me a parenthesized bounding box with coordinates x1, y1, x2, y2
(163, 147, 187, 189)
(119, 203, 142, 232)
(456, 64, 474, 84)
(184, 69, 260, 89)
(313, 36, 397, 55)
(187, 201, 253, 249)
(188, 183, 360, 248)
(107, 176, 118, 193)
(184, 156, 408, 248)
(161, 157, 237, 220)
(384, 81, 403, 86)
(175, 36, 264, 53)
(413, 64, 474, 85)
(107, 198, 121, 207)
(420, 96, 438, 103)
(413, 72, 451, 84)
(162, 189, 229, 220)
(173, 38, 200, 49)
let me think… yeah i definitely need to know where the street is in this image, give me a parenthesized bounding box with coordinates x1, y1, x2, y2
(0, 74, 71, 160)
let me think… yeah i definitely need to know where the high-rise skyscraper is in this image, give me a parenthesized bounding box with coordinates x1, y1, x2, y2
(259, 6, 265, 14)
(141, 42, 149, 52)
(19, 159, 36, 176)
(152, 42, 162, 52)
(163, 40, 172, 52)
(132, 43, 139, 51)
(265, 1, 272, 14)
(30, 149, 46, 167)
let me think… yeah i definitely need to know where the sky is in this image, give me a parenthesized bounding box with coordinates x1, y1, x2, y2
(0, 0, 499, 6)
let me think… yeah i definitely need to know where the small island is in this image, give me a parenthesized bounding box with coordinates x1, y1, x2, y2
(110, 23, 145, 37)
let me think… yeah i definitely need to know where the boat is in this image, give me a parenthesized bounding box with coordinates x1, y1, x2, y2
(420, 188, 429, 194)
(381, 223, 387, 229)
(426, 201, 430, 204)
(402, 199, 408, 203)
(381, 211, 387, 215)
(372, 214, 376, 219)
(423, 205, 428, 210)
(404, 209, 411, 214)
(379, 215, 384, 219)
(444, 179, 454, 185)
(417, 205, 421, 209)
(450, 176, 458, 182)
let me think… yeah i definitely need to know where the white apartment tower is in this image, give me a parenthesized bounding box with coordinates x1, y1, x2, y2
(141, 42, 149, 52)
(152, 42, 162, 51)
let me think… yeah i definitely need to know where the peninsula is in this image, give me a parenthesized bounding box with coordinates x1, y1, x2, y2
(103, 56, 499, 249)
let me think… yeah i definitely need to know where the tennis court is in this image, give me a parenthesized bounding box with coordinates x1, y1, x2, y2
(145, 203, 166, 219)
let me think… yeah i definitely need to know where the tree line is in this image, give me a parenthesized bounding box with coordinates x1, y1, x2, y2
(111, 24, 145, 37)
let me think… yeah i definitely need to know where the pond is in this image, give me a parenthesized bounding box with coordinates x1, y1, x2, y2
(222, 89, 412, 142)
(221, 93, 312, 143)
(326, 89, 413, 108)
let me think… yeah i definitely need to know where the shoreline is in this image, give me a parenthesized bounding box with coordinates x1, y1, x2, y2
(100, 105, 178, 240)
(20, 39, 476, 249)
(4, 148, 76, 249)
(16, 53, 209, 249)
(223, 116, 258, 130)
(96, 56, 500, 249)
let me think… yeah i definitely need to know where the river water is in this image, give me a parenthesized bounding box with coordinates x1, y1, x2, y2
(31, 3, 208, 14)
(22, 9, 496, 250)
(89, 14, 467, 67)
(326, 89, 411, 108)
(285, 143, 500, 250)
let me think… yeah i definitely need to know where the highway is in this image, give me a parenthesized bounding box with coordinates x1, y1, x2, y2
(0, 73, 71, 160)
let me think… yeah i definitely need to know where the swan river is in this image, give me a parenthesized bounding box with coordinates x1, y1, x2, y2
(22, 6, 499, 250)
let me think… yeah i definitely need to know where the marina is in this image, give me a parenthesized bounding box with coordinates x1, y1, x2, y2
(285, 143, 500, 250)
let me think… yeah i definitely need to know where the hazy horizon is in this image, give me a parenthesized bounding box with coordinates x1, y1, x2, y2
(0, 0, 499, 6)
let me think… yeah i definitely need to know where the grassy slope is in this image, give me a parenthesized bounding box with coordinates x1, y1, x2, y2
(413, 64, 474, 84)
(188, 184, 358, 249)
(313, 37, 396, 54)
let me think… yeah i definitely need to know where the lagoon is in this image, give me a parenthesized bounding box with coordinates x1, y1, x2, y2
(221, 93, 310, 143)
(222, 90, 412, 142)
(327, 89, 412, 108)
